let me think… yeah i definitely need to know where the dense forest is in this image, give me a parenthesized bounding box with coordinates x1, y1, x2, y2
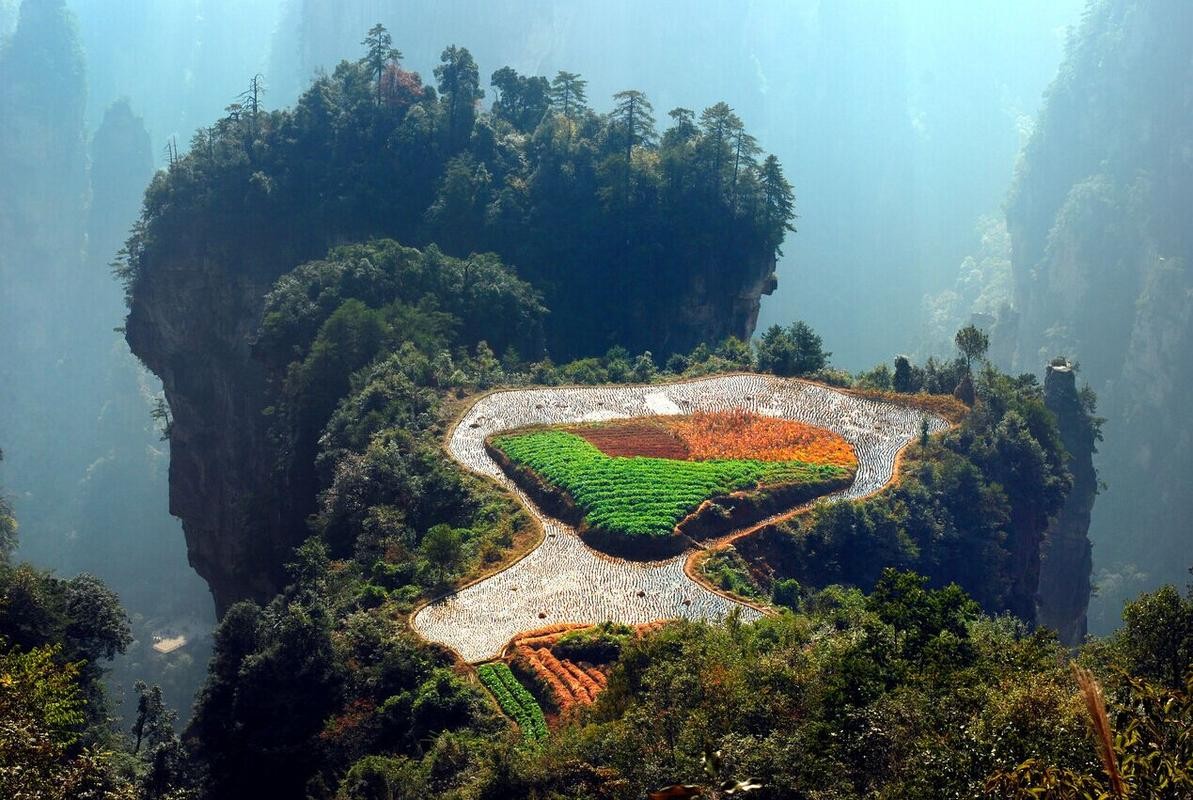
(122, 32, 794, 359)
(2, 1, 1192, 798)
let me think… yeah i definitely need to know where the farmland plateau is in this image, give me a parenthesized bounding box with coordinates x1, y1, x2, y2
(412, 374, 948, 662)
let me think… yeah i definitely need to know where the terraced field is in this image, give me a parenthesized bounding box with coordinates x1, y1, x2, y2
(492, 429, 851, 540)
(413, 374, 949, 662)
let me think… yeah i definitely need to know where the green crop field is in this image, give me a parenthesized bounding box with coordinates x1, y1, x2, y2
(478, 663, 548, 741)
(492, 430, 850, 538)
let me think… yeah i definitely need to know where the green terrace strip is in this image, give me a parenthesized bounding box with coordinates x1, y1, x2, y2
(478, 663, 548, 741)
(492, 430, 850, 538)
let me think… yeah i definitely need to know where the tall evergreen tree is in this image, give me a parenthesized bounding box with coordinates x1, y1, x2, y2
(665, 107, 698, 145)
(612, 89, 656, 161)
(360, 23, 401, 106)
(759, 154, 796, 251)
(549, 70, 587, 117)
(729, 121, 760, 208)
(699, 102, 740, 197)
(435, 45, 483, 151)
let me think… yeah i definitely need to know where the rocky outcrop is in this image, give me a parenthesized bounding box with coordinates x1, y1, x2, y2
(127, 244, 779, 614)
(1037, 361, 1096, 645)
(120, 43, 792, 613)
(662, 255, 777, 356)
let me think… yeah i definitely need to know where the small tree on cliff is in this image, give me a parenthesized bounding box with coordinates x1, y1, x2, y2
(955, 324, 989, 372)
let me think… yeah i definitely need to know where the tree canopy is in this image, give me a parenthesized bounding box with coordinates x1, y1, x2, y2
(120, 25, 796, 360)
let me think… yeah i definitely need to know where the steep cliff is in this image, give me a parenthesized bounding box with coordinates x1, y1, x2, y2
(125, 250, 282, 613)
(1037, 361, 1097, 644)
(1004, 0, 1193, 628)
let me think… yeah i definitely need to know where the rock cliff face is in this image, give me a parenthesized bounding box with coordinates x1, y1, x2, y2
(125, 249, 284, 615)
(1038, 362, 1096, 644)
(1004, 0, 1193, 628)
(662, 254, 778, 356)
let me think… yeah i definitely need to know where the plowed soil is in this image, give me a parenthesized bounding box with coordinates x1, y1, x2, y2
(570, 420, 691, 459)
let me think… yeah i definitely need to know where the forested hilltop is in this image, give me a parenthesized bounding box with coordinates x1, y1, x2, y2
(120, 28, 794, 611)
(123, 28, 793, 359)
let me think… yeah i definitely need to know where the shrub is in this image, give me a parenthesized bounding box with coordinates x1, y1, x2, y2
(699, 549, 764, 599)
(370, 560, 416, 590)
(355, 584, 388, 610)
(553, 623, 633, 663)
(772, 578, 802, 610)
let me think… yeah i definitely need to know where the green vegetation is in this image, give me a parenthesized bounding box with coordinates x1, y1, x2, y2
(753, 321, 830, 377)
(741, 361, 1075, 621)
(120, 26, 795, 361)
(493, 430, 848, 538)
(477, 663, 547, 741)
(954, 322, 990, 371)
(9, 438, 1193, 800)
(160, 315, 1117, 799)
(553, 623, 633, 663)
(698, 548, 765, 600)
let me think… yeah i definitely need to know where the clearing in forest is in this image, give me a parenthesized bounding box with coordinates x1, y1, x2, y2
(412, 374, 949, 663)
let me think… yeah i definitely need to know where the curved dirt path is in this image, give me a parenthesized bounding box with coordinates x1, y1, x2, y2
(413, 374, 948, 662)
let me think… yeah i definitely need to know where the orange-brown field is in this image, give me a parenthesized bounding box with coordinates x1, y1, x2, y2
(572, 409, 857, 469)
(507, 623, 664, 716)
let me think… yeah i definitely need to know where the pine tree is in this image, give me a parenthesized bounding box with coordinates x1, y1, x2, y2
(612, 89, 656, 162)
(549, 71, 588, 117)
(360, 24, 402, 106)
(759, 154, 796, 250)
